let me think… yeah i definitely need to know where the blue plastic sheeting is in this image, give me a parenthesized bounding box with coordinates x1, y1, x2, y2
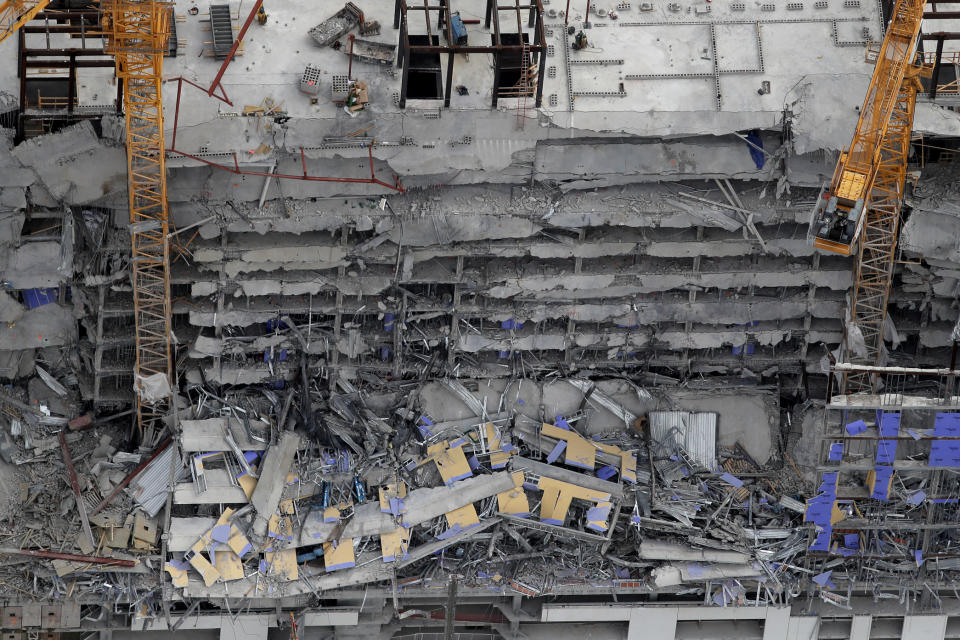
(875, 412, 900, 463)
(745, 130, 765, 169)
(731, 343, 755, 356)
(870, 466, 894, 500)
(844, 533, 859, 550)
(876, 439, 897, 464)
(812, 570, 834, 588)
(555, 415, 570, 430)
(929, 439, 960, 467)
(819, 472, 838, 493)
(828, 443, 843, 461)
(22, 288, 58, 309)
(931, 413, 960, 468)
(845, 420, 867, 436)
(809, 527, 832, 551)
(501, 319, 524, 330)
(719, 472, 743, 488)
(907, 490, 926, 505)
(805, 495, 834, 524)
(596, 465, 617, 480)
(934, 412, 960, 437)
(878, 412, 901, 437)
(383, 313, 395, 332)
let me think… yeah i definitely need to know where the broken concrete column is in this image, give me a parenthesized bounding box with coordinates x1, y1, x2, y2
(638, 540, 751, 564)
(249, 431, 301, 543)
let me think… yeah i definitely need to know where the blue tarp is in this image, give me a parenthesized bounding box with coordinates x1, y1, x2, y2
(22, 288, 58, 309)
(745, 130, 765, 170)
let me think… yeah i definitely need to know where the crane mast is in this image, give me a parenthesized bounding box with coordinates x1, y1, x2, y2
(0, 0, 49, 43)
(810, 0, 929, 391)
(100, 0, 173, 442)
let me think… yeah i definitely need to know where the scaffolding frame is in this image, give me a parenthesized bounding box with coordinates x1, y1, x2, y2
(393, 0, 546, 109)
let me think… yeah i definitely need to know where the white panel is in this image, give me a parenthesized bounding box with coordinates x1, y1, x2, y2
(902, 615, 947, 640)
(540, 604, 632, 622)
(303, 610, 361, 626)
(785, 615, 819, 640)
(850, 615, 873, 640)
(763, 607, 791, 640)
(629, 608, 678, 640)
(220, 615, 269, 640)
(676, 606, 767, 620)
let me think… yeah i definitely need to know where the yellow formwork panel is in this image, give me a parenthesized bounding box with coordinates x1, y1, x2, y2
(264, 549, 298, 581)
(497, 472, 530, 516)
(427, 440, 473, 484)
(541, 423, 597, 470)
(537, 476, 610, 526)
(323, 538, 356, 572)
(380, 527, 411, 562)
(445, 504, 481, 530)
(213, 549, 245, 581)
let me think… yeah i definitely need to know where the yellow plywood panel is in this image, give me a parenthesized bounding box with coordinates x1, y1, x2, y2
(497, 473, 530, 516)
(445, 504, 480, 530)
(427, 441, 473, 484)
(279, 498, 296, 515)
(237, 473, 258, 500)
(380, 527, 411, 562)
(187, 550, 221, 586)
(830, 502, 847, 526)
(541, 423, 596, 470)
(264, 549, 298, 581)
(323, 500, 351, 523)
(483, 422, 515, 469)
(537, 476, 610, 527)
(165, 562, 189, 587)
(213, 550, 246, 581)
(620, 452, 637, 483)
(267, 514, 294, 547)
(227, 525, 252, 557)
(379, 481, 407, 512)
(323, 538, 356, 571)
(586, 500, 613, 532)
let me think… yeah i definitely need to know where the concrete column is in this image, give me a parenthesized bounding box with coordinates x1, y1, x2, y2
(850, 614, 872, 640)
(628, 607, 677, 640)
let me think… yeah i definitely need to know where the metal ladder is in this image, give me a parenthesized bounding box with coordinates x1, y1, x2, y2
(517, 41, 530, 129)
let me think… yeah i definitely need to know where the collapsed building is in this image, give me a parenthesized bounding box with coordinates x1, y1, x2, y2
(2, 0, 960, 639)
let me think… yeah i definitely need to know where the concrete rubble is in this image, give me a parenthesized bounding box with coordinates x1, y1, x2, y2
(1, 0, 960, 638)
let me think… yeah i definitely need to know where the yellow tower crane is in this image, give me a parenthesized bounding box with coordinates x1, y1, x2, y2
(99, 0, 173, 442)
(0, 0, 50, 43)
(810, 0, 930, 391)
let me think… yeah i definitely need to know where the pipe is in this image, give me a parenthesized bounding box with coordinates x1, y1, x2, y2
(90, 437, 173, 516)
(0, 548, 136, 567)
(258, 164, 277, 211)
(60, 431, 95, 549)
(167, 149, 405, 192)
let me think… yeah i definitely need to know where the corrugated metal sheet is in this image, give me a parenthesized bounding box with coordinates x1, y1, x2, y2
(127, 446, 187, 517)
(648, 411, 717, 470)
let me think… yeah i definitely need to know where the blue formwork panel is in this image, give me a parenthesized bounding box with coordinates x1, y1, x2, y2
(22, 288, 58, 309)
